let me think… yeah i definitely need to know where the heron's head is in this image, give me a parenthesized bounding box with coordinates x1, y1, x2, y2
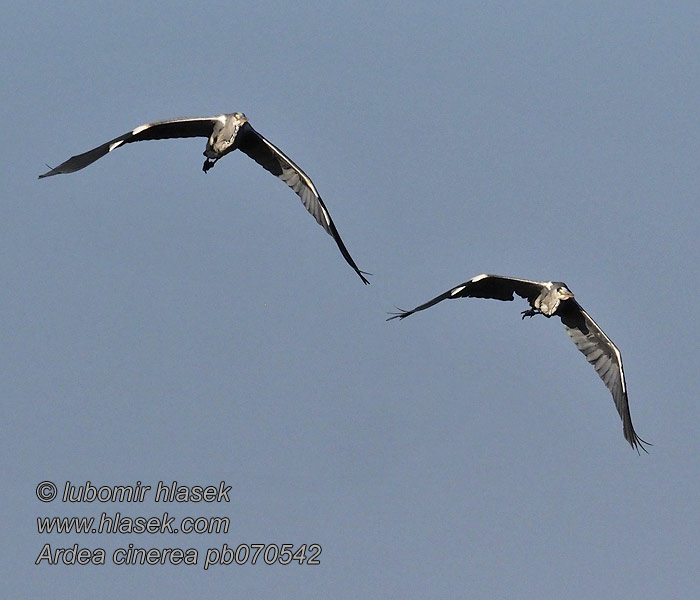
(556, 285, 574, 300)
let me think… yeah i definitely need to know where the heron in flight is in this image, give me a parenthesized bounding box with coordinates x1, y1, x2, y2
(39, 112, 369, 284)
(389, 273, 650, 452)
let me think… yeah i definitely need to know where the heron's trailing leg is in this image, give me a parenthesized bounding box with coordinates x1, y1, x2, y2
(202, 157, 219, 173)
(521, 307, 541, 319)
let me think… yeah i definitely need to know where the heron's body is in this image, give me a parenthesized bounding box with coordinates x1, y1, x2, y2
(39, 112, 369, 284)
(389, 273, 650, 452)
(532, 281, 568, 316)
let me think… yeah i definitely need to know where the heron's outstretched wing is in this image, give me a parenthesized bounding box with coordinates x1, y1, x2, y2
(38, 117, 217, 178)
(235, 122, 369, 284)
(388, 274, 544, 320)
(558, 300, 650, 453)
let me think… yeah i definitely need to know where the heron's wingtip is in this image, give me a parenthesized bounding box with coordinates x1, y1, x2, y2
(387, 307, 411, 321)
(631, 437, 653, 455)
(38, 164, 56, 179)
(627, 430, 652, 454)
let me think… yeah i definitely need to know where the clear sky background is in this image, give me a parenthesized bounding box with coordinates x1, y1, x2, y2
(3, 2, 699, 597)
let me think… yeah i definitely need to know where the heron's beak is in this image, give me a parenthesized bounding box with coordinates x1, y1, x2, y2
(562, 291, 574, 299)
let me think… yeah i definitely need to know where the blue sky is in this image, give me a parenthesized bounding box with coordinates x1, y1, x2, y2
(3, 2, 700, 597)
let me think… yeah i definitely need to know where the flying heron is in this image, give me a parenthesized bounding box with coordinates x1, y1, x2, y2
(39, 112, 369, 284)
(388, 273, 650, 452)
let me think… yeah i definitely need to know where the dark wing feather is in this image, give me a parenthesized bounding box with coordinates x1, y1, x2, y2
(235, 122, 369, 284)
(453, 275, 543, 303)
(387, 286, 466, 320)
(38, 117, 216, 178)
(558, 300, 650, 452)
(388, 274, 544, 320)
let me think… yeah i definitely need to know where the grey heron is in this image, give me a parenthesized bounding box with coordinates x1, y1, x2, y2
(388, 273, 650, 452)
(39, 112, 369, 284)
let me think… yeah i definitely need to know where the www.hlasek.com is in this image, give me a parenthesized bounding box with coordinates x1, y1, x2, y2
(35, 480, 321, 568)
